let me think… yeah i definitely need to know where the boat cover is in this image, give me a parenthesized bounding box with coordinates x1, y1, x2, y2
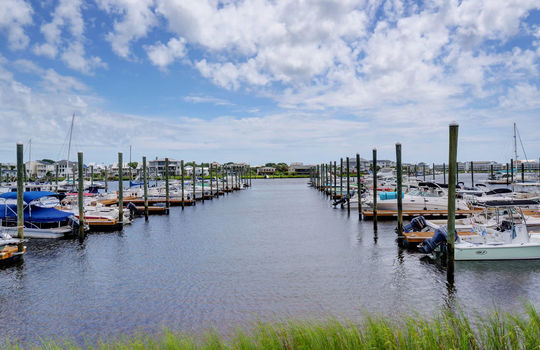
(0, 191, 63, 203)
(0, 204, 72, 223)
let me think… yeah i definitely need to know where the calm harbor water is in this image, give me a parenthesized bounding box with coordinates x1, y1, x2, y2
(1, 178, 539, 344)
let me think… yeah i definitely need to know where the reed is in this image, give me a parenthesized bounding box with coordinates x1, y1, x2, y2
(7, 304, 539, 349)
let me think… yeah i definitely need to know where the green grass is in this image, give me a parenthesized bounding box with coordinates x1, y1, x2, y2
(6, 304, 539, 349)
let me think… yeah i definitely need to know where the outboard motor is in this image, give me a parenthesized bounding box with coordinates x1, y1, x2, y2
(126, 202, 140, 218)
(68, 216, 81, 236)
(420, 225, 458, 254)
(332, 197, 347, 207)
(402, 216, 427, 233)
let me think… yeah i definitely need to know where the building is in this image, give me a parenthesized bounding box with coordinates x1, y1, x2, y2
(56, 160, 78, 178)
(25, 160, 56, 178)
(148, 158, 182, 176)
(257, 167, 276, 175)
(288, 162, 314, 175)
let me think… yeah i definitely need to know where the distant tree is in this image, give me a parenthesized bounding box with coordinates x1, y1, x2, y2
(265, 163, 277, 168)
(41, 159, 55, 164)
(276, 163, 288, 173)
(128, 161, 138, 169)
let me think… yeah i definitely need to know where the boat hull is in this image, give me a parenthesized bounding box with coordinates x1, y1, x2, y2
(455, 243, 540, 260)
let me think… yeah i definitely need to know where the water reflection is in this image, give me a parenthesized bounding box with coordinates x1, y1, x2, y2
(0, 178, 539, 345)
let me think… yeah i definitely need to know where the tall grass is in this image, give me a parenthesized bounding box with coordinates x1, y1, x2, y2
(6, 304, 539, 349)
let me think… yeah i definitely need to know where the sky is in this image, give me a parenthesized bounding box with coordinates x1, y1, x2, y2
(0, 0, 539, 165)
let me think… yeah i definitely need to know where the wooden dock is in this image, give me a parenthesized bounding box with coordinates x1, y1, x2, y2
(362, 209, 473, 220)
(134, 206, 169, 215)
(401, 230, 475, 246)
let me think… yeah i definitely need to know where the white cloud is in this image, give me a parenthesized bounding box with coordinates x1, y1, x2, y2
(0, 0, 33, 50)
(32, 0, 104, 74)
(184, 95, 233, 106)
(145, 37, 186, 68)
(97, 0, 157, 58)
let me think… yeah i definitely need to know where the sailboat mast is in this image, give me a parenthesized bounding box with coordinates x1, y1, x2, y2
(514, 122, 518, 162)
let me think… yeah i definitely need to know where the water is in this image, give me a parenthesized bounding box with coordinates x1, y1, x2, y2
(1, 178, 539, 344)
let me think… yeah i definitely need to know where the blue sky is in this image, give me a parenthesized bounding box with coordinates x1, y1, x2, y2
(0, 0, 539, 165)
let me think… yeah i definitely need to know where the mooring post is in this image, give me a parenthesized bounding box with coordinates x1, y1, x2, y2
(181, 160, 185, 209)
(510, 158, 514, 184)
(216, 164, 219, 195)
(0, 163, 2, 186)
(521, 163, 525, 183)
(414, 164, 417, 177)
(490, 164, 494, 179)
(356, 153, 362, 219)
(396, 143, 403, 235)
(423, 164, 426, 181)
(209, 163, 213, 197)
(506, 163, 510, 185)
(432, 163, 435, 181)
(201, 163, 205, 203)
(78, 151, 85, 239)
(470, 161, 474, 187)
(55, 163, 59, 192)
(165, 157, 170, 209)
(143, 156, 149, 221)
(372, 149, 378, 229)
(16, 143, 24, 252)
(346, 157, 350, 213)
(104, 167, 108, 192)
(192, 161, 196, 202)
(333, 161, 336, 198)
(340, 158, 343, 198)
(447, 122, 458, 284)
(118, 153, 123, 225)
(443, 163, 446, 184)
(90, 165, 94, 187)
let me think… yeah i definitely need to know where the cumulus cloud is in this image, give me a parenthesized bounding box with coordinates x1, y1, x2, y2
(145, 37, 187, 68)
(97, 0, 157, 58)
(32, 0, 104, 73)
(0, 0, 33, 50)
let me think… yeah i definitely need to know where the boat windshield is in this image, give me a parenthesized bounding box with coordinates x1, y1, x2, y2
(407, 189, 441, 198)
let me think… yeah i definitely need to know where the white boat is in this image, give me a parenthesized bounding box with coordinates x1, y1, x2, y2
(455, 223, 540, 260)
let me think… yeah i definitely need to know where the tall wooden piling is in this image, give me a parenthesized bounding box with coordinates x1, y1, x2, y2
(104, 167, 108, 192)
(77, 151, 85, 239)
(55, 164, 59, 192)
(521, 163, 525, 182)
(506, 163, 510, 185)
(490, 164, 494, 179)
(181, 160, 185, 209)
(396, 143, 403, 235)
(118, 153, 123, 225)
(16, 143, 24, 252)
(90, 165, 94, 187)
(432, 163, 435, 181)
(470, 161, 474, 187)
(216, 164, 219, 195)
(443, 163, 446, 184)
(192, 162, 196, 201)
(423, 164, 426, 181)
(346, 157, 350, 213)
(333, 161, 337, 198)
(201, 163, 205, 203)
(372, 149, 377, 228)
(143, 156, 149, 221)
(447, 122, 459, 283)
(210, 164, 213, 197)
(356, 153, 362, 219)
(340, 158, 343, 198)
(0, 163, 2, 185)
(165, 157, 170, 209)
(510, 159, 514, 183)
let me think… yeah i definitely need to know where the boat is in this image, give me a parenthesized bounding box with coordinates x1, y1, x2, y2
(0, 231, 25, 265)
(0, 191, 83, 239)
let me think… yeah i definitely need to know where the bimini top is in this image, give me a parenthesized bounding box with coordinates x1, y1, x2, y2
(476, 199, 540, 207)
(0, 204, 73, 223)
(0, 191, 63, 203)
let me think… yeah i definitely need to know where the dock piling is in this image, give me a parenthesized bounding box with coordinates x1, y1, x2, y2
(78, 151, 85, 239)
(118, 153, 123, 225)
(16, 143, 24, 252)
(181, 160, 185, 209)
(192, 161, 196, 202)
(165, 157, 170, 209)
(372, 149, 377, 229)
(396, 143, 403, 235)
(356, 153, 362, 219)
(447, 122, 459, 284)
(143, 156, 149, 221)
(346, 157, 350, 213)
(470, 161, 474, 187)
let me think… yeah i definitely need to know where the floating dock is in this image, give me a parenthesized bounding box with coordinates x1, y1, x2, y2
(361, 209, 473, 220)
